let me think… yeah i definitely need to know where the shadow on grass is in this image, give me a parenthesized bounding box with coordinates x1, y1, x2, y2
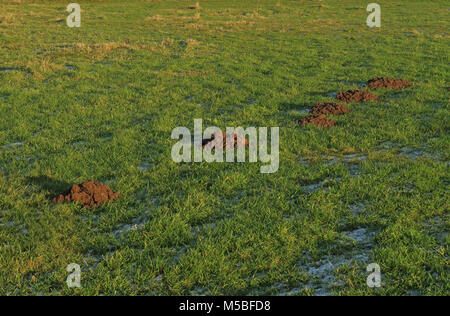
(279, 102, 311, 111)
(26, 176, 72, 198)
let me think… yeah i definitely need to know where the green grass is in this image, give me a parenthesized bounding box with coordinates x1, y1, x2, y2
(0, 0, 448, 296)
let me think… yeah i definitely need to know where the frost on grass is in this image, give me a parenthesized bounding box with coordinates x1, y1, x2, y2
(139, 161, 154, 171)
(0, 220, 28, 236)
(350, 202, 369, 217)
(298, 153, 367, 177)
(191, 222, 217, 238)
(111, 210, 152, 238)
(397, 147, 433, 160)
(0, 67, 23, 73)
(424, 214, 449, 251)
(1, 142, 24, 151)
(326, 91, 339, 98)
(290, 109, 311, 116)
(377, 142, 438, 161)
(323, 153, 368, 165)
(190, 287, 212, 296)
(293, 227, 378, 296)
(300, 177, 342, 194)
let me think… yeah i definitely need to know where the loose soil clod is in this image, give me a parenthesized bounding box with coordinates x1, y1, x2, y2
(297, 115, 336, 127)
(202, 131, 249, 149)
(311, 102, 350, 115)
(52, 180, 120, 209)
(336, 89, 378, 103)
(367, 77, 413, 89)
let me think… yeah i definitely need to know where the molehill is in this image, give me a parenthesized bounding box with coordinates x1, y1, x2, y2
(52, 180, 120, 209)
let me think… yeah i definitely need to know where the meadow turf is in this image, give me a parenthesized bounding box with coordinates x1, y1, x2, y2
(0, 0, 448, 295)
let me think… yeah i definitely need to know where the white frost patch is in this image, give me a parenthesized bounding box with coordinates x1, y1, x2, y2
(323, 153, 368, 164)
(293, 227, 377, 296)
(350, 202, 368, 217)
(191, 222, 217, 238)
(377, 142, 439, 161)
(327, 91, 338, 98)
(139, 161, 154, 171)
(2, 142, 24, 150)
(424, 215, 449, 247)
(342, 228, 377, 245)
(398, 147, 431, 160)
(190, 287, 211, 296)
(290, 109, 311, 115)
(301, 178, 342, 193)
(112, 211, 152, 237)
(0, 68, 18, 73)
(298, 154, 366, 177)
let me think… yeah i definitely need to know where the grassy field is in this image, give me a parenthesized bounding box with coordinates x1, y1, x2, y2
(0, 0, 448, 296)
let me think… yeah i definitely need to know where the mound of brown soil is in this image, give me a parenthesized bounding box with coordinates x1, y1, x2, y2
(336, 90, 378, 103)
(368, 77, 413, 89)
(311, 102, 350, 115)
(297, 115, 336, 127)
(52, 180, 119, 209)
(202, 131, 249, 149)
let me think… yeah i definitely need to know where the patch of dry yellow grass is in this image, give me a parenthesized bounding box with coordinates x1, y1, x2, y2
(145, 15, 163, 21)
(159, 70, 209, 77)
(160, 38, 175, 47)
(0, 13, 15, 25)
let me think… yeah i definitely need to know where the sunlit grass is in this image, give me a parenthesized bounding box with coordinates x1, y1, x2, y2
(0, 0, 448, 296)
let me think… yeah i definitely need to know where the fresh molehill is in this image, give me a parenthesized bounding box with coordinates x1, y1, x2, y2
(52, 180, 120, 209)
(336, 89, 379, 102)
(202, 131, 249, 149)
(368, 77, 414, 89)
(311, 102, 350, 115)
(297, 114, 336, 127)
